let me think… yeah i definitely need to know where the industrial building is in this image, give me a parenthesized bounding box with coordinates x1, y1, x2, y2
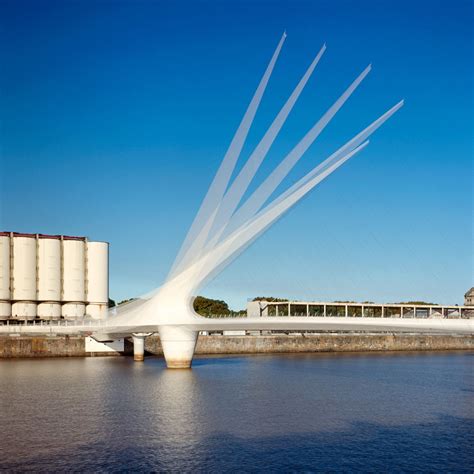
(0, 232, 109, 321)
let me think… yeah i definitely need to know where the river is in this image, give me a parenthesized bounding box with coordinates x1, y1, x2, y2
(1, 351, 473, 472)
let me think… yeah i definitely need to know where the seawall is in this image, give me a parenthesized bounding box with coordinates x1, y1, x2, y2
(0, 334, 473, 358)
(197, 334, 474, 354)
(0, 336, 132, 358)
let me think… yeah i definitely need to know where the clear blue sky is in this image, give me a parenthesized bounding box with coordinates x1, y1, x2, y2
(1, 0, 472, 309)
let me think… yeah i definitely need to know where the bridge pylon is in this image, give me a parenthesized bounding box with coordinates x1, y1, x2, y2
(132, 332, 153, 361)
(158, 326, 198, 369)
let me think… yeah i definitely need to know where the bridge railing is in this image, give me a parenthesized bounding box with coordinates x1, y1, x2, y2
(203, 309, 474, 319)
(248, 301, 474, 319)
(0, 308, 472, 329)
(0, 319, 110, 328)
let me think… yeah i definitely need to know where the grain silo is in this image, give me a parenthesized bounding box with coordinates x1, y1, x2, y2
(0, 232, 110, 322)
(11, 233, 37, 320)
(37, 235, 61, 320)
(85, 241, 109, 320)
(0, 233, 11, 320)
(61, 237, 86, 319)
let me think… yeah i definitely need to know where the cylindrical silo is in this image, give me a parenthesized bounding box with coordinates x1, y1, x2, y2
(0, 301, 11, 320)
(86, 303, 108, 320)
(62, 302, 85, 320)
(37, 302, 61, 320)
(12, 233, 37, 302)
(12, 302, 36, 320)
(37, 235, 61, 302)
(0, 233, 10, 301)
(1, 232, 110, 321)
(86, 241, 109, 320)
(62, 237, 85, 302)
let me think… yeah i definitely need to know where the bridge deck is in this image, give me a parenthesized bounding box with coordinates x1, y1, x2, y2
(0, 315, 472, 338)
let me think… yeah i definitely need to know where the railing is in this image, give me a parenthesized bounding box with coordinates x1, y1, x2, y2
(0, 309, 472, 334)
(0, 318, 110, 329)
(203, 310, 474, 319)
(250, 302, 474, 319)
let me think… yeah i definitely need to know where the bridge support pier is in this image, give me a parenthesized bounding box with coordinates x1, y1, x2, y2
(132, 333, 148, 361)
(158, 326, 198, 369)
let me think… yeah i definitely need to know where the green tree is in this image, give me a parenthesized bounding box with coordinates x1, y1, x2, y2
(117, 298, 137, 306)
(193, 296, 230, 316)
(392, 301, 436, 305)
(252, 296, 288, 302)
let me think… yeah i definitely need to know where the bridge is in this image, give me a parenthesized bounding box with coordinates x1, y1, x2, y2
(6, 34, 472, 368)
(1, 307, 472, 365)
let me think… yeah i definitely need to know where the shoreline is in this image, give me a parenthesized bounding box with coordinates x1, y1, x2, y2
(0, 333, 472, 359)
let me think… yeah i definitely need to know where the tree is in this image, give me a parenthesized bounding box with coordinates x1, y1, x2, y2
(117, 298, 137, 306)
(252, 296, 288, 302)
(392, 301, 436, 305)
(193, 296, 230, 316)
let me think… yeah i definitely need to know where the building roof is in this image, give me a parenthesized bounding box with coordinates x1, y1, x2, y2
(465, 287, 474, 297)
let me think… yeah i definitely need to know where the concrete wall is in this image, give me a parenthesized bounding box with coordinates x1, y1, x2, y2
(0, 336, 133, 358)
(145, 334, 474, 355)
(0, 334, 473, 358)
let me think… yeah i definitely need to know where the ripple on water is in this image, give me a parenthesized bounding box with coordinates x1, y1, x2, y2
(0, 351, 472, 472)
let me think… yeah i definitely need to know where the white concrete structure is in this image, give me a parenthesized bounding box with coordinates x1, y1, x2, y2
(12, 234, 37, 319)
(0, 233, 109, 321)
(62, 302, 86, 319)
(37, 236, 61, 301)
(0, 234, 11, 320)
(85, 241, 109, 320)
(85, 336, 124, 354)
(0, 302, 11, 320)
(132, 333, 153, 362)
(37, 235, 61, 319)
(0, 235, 10, 300)
(2, 35, 470, 368)
(11, 301, 36, 320)
(62, 238, 86, 303)
(104, 33, 411, 368)
(37, 302, 61, 320)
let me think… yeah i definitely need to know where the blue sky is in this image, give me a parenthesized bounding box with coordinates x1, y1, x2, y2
(1, 0, 472, 308)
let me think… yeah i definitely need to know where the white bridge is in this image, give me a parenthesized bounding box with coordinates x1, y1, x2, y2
(7, 34, 472, 367)
(0, 309, 472, 364)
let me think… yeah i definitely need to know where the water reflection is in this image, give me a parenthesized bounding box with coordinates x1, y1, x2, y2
(0, 352, 472, 472)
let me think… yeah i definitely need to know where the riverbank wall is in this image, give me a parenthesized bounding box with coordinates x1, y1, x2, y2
(0, 334, 473, 358)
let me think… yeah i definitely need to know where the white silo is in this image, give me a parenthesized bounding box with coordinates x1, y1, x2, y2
(0, 302, 11, 320)
(61, 237, 86, 320)
(62, 302, 85, 319)
(1, 231, 111, 321)
(11, 234, 37, 320)
(86, 241, 109, 320)
(12, 301, 36, 320)
(37, 235, 61, 320)
(0, 233, 11, 319)
(0, 233, 10, 299)
(38, 302, 61, 319)
(62, 237, 85, 302)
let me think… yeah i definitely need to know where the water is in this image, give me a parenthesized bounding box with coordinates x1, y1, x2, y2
(1, 351, 473, 472)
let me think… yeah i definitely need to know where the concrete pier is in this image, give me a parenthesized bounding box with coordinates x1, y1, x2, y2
(132, 333, 148, 361)
(158, 326, 198, 368)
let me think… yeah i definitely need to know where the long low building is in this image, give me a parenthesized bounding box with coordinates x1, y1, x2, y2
(247, 300, 474, 319)
(0, 232, 109, 321)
